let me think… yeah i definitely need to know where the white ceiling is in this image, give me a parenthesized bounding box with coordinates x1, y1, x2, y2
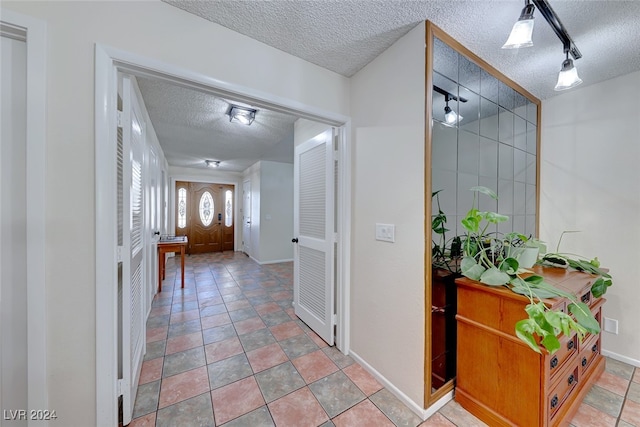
(142, 1, 640, 171)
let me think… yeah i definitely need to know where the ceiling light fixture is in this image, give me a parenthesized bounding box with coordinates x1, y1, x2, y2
(502, 0, 535, 49)
(554, 50, 583, 91)
(444, 96, 463, 125)
(205, 160, 220, 168)
(502, 0, 584, 90)
(434, 85, 467, 126)
(228, 105, 257, 125)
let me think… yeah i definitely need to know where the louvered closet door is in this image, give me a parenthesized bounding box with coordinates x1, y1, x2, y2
(293, 130, 335, 345)
(121, 76, 145, 426)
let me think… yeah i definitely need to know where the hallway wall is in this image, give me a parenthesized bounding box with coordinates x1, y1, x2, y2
(1, 1, 349, 424)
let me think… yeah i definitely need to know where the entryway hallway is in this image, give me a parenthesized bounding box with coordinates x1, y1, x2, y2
(128, 252, 640, 427)
(129, 252, 428, 426)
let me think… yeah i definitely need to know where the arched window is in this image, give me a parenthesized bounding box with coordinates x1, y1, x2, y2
(177, 188, 187, 228)
(225, 190, 233, 227)
(199, 191, 214, 226)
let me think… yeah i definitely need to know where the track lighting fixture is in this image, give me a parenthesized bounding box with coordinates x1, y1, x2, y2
(444, 96, 463, 125)
(554, 50, 583, 91)
(227, 105, 257, 125)
(502, 0, 535, 49)
(205, 160, 220, 168)
(502, 0, 584, 90)
(433, 85, 467, 127)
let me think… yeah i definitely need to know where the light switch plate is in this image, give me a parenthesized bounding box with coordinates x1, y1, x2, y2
(375, 223, 395, 243)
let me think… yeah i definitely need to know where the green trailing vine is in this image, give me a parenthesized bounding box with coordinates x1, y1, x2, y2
(459, 186, 612, 354)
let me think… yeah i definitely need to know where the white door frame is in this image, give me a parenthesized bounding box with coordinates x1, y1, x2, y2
(0, 9, 48, 425)
(95, 44, 351, 426)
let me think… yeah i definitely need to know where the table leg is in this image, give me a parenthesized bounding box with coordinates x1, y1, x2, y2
(158, 248, 163, 293)
(180, 246, 185, 288)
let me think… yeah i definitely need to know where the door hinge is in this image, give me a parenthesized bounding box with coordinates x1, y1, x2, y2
(117, 379, 124, 397)
(116, 111, 123, 128)
(332, 313, 338, 326)
(117, 246, 124, 262)
(333, 233, 339, 243)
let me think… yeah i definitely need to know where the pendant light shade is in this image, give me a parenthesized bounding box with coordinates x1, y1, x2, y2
(554, 57, 583, 91)
(502, 2, 535, 49)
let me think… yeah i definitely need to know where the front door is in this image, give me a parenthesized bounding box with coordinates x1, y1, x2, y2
(176, 181, 234, 254)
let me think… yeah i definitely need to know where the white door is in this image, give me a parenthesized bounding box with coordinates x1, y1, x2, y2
(1, 28, 28, 421)
(146, 144, 160, 315)
(120, 76, 146, 425)
(242, 180, 251, 255)
(293, 129, 335, 345)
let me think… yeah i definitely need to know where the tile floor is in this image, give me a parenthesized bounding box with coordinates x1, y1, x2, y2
(129, 252, 640, 427)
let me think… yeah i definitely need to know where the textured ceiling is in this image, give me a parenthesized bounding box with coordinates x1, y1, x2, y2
(136, 77, 297, 172)
(164, 0, 640, 100)
(144, 1, 640, 171)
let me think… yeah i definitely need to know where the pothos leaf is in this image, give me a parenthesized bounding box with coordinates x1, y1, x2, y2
(461, 256, 485, 281)
(541, 334, 561, 354)
(568, 302, 601, 334)
(515, 319, 542, 354)
(591, 277, 612, 298)
(470, 186, 498, 200)
(480, 267, 511, 286)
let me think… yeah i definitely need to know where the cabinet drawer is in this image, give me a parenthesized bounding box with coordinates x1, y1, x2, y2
(548, 363, 579, 419)
(579, 336, 600, 374)
(547, 334, 578, 380)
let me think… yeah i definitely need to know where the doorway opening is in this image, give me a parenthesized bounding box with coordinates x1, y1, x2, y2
(95, 44, 351, 426)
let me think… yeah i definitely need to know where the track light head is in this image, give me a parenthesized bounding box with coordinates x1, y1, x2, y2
(502, 1, 535, 49)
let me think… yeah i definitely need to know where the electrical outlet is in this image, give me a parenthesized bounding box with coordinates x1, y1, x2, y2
(604, 317, 619, 335)
(375, 223, 395, 243)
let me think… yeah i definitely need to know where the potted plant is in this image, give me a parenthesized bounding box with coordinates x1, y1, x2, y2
(459, 186, 613, 354)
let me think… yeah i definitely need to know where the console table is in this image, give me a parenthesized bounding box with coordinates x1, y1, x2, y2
(455, 265, 605, 427)
(157, 236, 188, 292)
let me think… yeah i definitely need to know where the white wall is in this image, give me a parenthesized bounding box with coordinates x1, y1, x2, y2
(540, 70, 640, 365)
(350, 22, 426, 407)
(1, 33, 28, 424)
(259, 161, 294, 263)
(242, 161, 294, 264)
(294, 118, 333, 146)
(0, 1, 349, 423)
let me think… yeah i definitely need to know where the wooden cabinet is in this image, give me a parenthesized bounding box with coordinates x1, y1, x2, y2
(455, 266, 605, 427)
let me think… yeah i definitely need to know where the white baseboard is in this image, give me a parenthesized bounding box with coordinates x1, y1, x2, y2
(348, 350, 453, 420)
(256, 258, 293, 265)
(601, 349, 640, 368)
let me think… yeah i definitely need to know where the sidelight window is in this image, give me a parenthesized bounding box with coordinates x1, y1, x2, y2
(177, 188, 187, 228)
(225, 190, 233, 227)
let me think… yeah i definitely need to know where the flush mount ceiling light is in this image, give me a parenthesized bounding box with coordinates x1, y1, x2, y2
(503, 0, 583, 91)
(502, 0, 535, 49)
(554, 50, 583, 91)
(227, 105, 257, 125)
(205, 160, 220, 168)
(434, 85, 467, 126)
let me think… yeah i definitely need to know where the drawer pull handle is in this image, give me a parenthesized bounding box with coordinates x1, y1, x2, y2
(568, 374, 575, 385)
(582, 357, 588, 367)
(550, 356, 559, 369)
(581, 293, 591, 304)
(567, 340, 575, 350)
(551, 395, 559, 409)
(592, 344, 598, 352)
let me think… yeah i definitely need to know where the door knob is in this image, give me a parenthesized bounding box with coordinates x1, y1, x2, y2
(292, 238, 298, 243)
(153, 231, 160, 236)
